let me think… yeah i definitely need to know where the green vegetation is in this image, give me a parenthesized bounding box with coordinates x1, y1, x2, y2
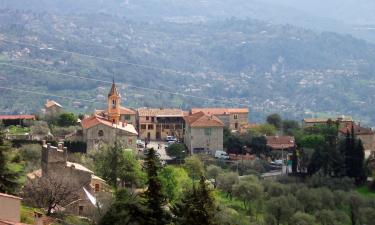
(8, 125, 30, 134)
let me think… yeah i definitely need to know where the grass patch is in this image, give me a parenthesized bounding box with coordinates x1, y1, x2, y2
(357, 186, 375, 198)
(7, 125, 30, 134)
(215, 190, 247, 214)
(21, 205, 43, 224)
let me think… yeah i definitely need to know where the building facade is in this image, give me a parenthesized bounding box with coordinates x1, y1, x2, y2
(191, 108, 249, 131)
(137, 108, 185, 140)
(82, 82, 138, 152)
(44, 100, 63, 119)
(0, 193, 22, 224)
(302, 116, 353, 129)
(184, 111, 224, 155)
(27, 141, 109, 217)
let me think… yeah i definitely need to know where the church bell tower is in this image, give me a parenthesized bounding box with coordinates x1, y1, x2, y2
(107, 80, 121, 124)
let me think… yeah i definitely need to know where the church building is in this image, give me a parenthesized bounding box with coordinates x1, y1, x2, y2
(81, 81, 138, 152)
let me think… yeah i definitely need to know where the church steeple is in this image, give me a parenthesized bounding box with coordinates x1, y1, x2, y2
(107, 80, 121, 124)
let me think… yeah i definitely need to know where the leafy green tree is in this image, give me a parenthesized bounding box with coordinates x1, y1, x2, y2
(289, 212, 316, 225)
(93, 141, 124, 189)
(99, 189, 147, 225)
(120, 151, 146, 188)
(315, 209, 350, 225)
(18, 144, 41, 172)
(166, 143, 187, 159)
(143, 148, 170, 225)
(57, 112, 77, 127)
(184, 155, 204, 180)
(266, 114, 282, 130)
(282, 120, 300, 135)
(0, 130, 23, 194)
(224, 133, 244, 154)
(232, 179, 263, 212)
(159, 166, 191, 203)
(249, 124, 277, 136)
(217, 172, 239, 199)
(264, 181, 287, 198)
(250, 136, 268, 156)
(206, 165, 222, 188)
(265, 195, 298, 225)
(172, 176, 217, 225)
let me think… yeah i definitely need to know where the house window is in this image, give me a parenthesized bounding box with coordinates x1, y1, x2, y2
(95, 184, 100, 192)
(98, 130, 104, 137)
(141, 124, 146, 129)
(146, 116, 149, 121)
(79, 206, 84, 215)
(204, 128, 211, 136)
(151, 117, 155, 122)
(235, 122, 238, 129)
(124, 115, 131, 120)
(234, 114, 238, 119)
(148, 124, 154, 130)
(128, 139, 133, 145)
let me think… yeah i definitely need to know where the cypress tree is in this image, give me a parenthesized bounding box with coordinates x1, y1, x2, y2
(0, 129, 23, 194)
(143, 148, 170, 225)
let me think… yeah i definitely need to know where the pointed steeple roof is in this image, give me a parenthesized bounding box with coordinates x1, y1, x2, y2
(108, 79, 120, 97)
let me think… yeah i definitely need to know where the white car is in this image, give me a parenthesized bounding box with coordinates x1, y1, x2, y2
(166, 136, 177, 142)
(136, 139, 145, 148)
(214, 150, 230, 160)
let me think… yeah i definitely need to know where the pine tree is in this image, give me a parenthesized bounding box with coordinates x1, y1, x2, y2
(143, 148, 170, 225)
(172, 176, 218, 225)
(0, 129, 23, 194)
(99, 189, 147, 225)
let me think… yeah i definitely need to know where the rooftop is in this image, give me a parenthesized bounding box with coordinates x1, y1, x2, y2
(266, 136, 296, 149)
(191, 108, 249, 115)
(137, 108, 184, 117)
(45, 100, 62, 108)
(303, 116, 353, 123)
(184, 111, 224, 128)
(81, 115, 138, 135)
(0, 115, 36, 120)
(339, 123, 374, 135)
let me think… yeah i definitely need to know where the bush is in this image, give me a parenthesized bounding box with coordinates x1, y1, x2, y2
(57, 113, 77, 127)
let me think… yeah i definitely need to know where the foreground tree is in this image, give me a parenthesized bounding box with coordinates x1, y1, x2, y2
(184, 155, 204, 180)
(266, 113, 282, 130)
(143, 148, 170, 224)
(0, 130, 23, 194)
(22, 174, 80, 215)
(57, 112, 77, 127)
(217, 172, 239, 199)
(172, 176, 218, 225)
(99, 189, 147, 225)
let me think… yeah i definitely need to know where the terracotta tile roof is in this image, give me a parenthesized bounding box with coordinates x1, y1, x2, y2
(81, 115, 138, 135)
(339, 123, 374, 135)
(191, 108, 249, 115)
(108, 82, 120, 97)
(266, 136, 296, 149)
(184, 111, 224, 128)
(66, 162, 93, 174)
(119, 107, 136, 115)
(304, 116, 353, 123)
(0, 193, 22, 200)
(45, 100, 62, 108)
(137, 108, 184, 117)
(0, 115, 35, 120)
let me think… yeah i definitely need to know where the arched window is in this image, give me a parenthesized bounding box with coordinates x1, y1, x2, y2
(98, 130, 104, 137)
(112, 100, 116, 109)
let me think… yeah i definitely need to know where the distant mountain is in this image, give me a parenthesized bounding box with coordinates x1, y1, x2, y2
(1, 9, 375, 125)
(1, 0, 375, 42)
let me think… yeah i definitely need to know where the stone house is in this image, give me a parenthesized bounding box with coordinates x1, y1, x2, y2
(44, 100, 63, 119)
(302, 116, 352, 129)
(137, 108, 185, 141)
(191, 108, 249, 131)
(27, 141, 109, 217)
(0, 193, 25, 225)
(184, 111, 224, 155)
(339, 123, 375, 158)
(82, 81, 138, 152)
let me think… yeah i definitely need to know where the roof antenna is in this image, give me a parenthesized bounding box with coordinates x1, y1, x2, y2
(112, 75, 115, 84)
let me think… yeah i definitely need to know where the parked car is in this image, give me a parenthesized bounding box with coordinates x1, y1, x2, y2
(165, 136, 177, 142)
(137, 139, 145, 148)
(214, 150, 230, 160)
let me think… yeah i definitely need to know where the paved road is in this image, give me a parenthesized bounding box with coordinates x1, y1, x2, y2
(146, 141, 172, 161)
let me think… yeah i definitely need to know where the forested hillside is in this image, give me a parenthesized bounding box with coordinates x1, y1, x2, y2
(1, 8, 375, 124)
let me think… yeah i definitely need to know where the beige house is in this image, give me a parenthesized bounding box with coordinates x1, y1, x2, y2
(191, 108, 249, 131)
(27, 142, 109, 217)
(184, 111, 224, 155)
(82, 82, 138, 152)
(0, 193, 23, 225)
(44, 100, 63, 119)
(137, 108, 185, 141)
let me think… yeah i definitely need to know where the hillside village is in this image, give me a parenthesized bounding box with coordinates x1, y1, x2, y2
(1, 82, 375, 225)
